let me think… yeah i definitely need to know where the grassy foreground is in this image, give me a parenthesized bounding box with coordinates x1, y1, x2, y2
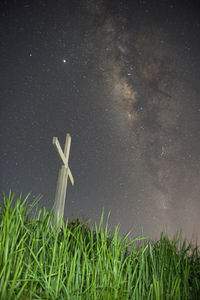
(0, 192, 199, 300)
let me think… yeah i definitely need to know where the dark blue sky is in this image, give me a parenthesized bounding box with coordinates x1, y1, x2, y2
(1, 0, 200, 243)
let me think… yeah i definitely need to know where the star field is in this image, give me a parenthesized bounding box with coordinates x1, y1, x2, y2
(0, 0, 200, 243)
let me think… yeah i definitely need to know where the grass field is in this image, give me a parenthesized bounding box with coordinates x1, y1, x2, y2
(0, 192, 199, 299)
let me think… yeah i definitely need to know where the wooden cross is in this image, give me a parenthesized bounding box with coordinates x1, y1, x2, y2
(52, 133, 74, 227)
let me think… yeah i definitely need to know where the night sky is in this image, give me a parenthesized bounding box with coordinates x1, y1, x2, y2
(1, 0, 200, 243)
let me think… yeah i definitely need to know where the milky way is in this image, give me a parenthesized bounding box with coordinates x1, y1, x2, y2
(85, 0, 200, 240)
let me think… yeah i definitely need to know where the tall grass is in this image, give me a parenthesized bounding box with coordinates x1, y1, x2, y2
(0, 192, 199, 299)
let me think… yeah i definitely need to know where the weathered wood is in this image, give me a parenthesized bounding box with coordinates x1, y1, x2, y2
(52, 133, 74, 228)
(52, 135, 74, 185)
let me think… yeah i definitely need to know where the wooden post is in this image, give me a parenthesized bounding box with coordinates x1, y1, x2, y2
(52, 133, 74, 228)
